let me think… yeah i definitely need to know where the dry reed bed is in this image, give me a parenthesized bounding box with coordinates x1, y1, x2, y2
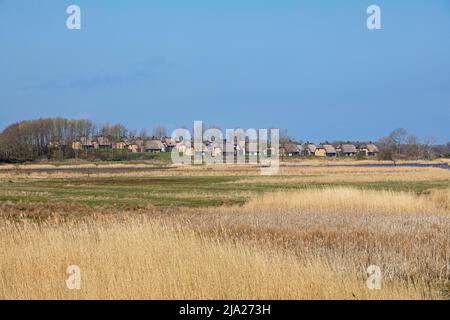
(241, 167, 450, 184)
(0, 167, 228, 180)
(245, 188, 450, 214)
(0, 216, 441, 300)
(1, 164, 449, 182)
(0, 183, 449, 299)
(180, 188, 450, 288)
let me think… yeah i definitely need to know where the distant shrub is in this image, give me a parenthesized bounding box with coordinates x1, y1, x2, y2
(378, 149, 394, 161)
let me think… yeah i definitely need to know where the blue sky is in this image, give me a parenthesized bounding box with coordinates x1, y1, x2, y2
(0, 0, 449, 143)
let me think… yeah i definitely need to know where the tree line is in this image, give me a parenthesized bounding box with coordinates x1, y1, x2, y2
(376, 128, 450, 160)
(0, 118, 169, 162)
(0, 118, 94, 162)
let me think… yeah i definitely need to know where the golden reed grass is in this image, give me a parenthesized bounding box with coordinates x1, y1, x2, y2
(189, 188, 449, 286)
(244, 187, 450, 215)
(2, 163, 449, 181)
(0, 216, 441, 300)
(0, 163, 449, 300)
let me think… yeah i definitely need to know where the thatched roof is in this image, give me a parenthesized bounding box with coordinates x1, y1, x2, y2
(306, 144, 317, 153)
(131, 138, 143, 146)
(164, 138, 176, 147)
(322, 144, 336, 154)
(284, 142, 300, 153)
(145, 140, 165, 150)
(341, 144, 357, 153)
(368, 144, 379, 152)
(360, 143, 379, 153)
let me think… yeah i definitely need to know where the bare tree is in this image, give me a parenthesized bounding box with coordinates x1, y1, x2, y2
(279, 128, 291, 145)
(139, 128, 148, 140)
(109, 124, 128, 141)
(152, 126, 167, 140)
(388, 128, 408, 154)
(421, 135, 437, 159)
(0, 118, 99, 162)
(405, 135, 419, 159)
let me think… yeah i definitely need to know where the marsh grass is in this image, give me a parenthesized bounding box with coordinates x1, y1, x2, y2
(0, 167, 449, 209)
(0, 216, 442, 300)
(244, 187, 450, 214)
(0, 165, 449, 300)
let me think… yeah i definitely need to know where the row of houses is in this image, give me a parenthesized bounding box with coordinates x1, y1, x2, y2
(71, 136, 177, 153)
(176, 139, 269, 157)
(70, 136, 379, 158)
(281, 142, 379, 157)
(71, 136, 267, 157)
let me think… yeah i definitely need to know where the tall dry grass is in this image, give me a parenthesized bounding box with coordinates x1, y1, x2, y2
(244, 187, 450, 214)
(0, 173, 449, 300)
(0, 217, 440, 300)
(178, 188, 450, 294)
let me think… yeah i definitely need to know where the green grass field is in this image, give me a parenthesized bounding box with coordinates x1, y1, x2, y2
(1, 173, 449, 209)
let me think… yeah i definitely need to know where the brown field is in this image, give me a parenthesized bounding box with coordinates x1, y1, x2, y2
(0, 162, 449, 300)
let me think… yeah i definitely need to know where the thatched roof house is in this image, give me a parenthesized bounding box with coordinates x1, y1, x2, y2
(144, 140, 165, 153)
(359, 143, 379, 157)
(339, 144, 357, 156)
(126, 138, 143, 153)
(304, 143, 317, 156)
(315, 144, 337, 157)
(72, 136, 94, 150)
(92, 136, 112, 149)
(163, 138, 177, 151)
(113, 138, 129, 150)
(283, 142, 302, 156)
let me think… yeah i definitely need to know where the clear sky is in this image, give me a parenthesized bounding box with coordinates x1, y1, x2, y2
(0, 0, 449, 143)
